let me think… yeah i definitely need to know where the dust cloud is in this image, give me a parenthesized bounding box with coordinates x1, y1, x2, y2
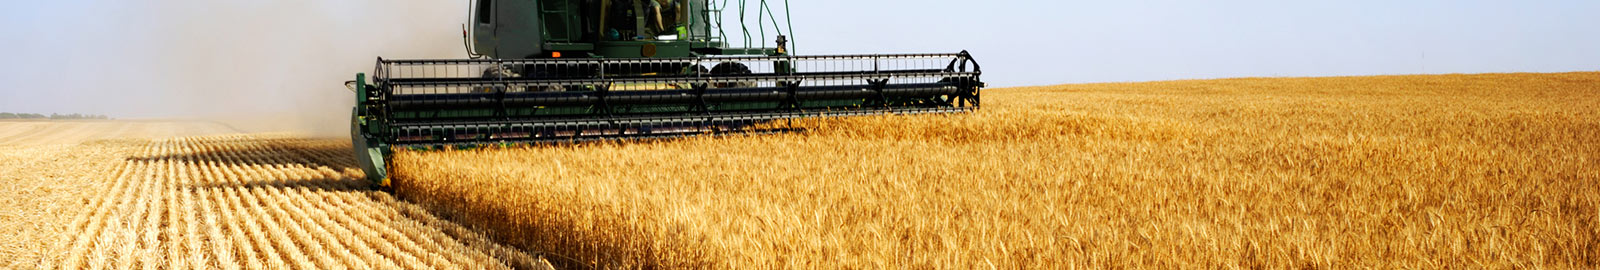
(11, 0, 471, 136)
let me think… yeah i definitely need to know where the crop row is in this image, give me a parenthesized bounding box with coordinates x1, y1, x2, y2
(32, 135, 539, 269)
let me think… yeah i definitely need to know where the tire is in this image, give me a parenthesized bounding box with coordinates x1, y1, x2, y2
(479, 66, 520, 92)
(710, 62, 755, 88)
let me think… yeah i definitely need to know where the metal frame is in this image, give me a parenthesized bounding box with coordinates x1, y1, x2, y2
(352, 52, 982, 184)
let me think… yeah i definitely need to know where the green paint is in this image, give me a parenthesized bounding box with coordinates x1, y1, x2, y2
(473, 0, 780, 59)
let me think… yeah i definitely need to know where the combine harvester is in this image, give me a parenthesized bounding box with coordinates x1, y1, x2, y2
(349, 0, 984, 185)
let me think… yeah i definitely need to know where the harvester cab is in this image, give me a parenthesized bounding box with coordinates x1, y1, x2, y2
(351, 0, 984, 186)
(471, 0, 761, 59)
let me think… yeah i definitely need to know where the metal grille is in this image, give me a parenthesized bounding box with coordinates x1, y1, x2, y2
(359, 53, 982, 145)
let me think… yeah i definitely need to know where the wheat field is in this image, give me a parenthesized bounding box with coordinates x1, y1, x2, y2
(2, 121, 237, 266)
(392, 72, 1600, 268)
(2, 126, 547, 268)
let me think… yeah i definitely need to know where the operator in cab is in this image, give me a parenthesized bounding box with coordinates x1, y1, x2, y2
(648, 0, 684, 39)
(606, 0, 685, 40)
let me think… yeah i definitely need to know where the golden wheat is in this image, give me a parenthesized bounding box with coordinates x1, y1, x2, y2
(3, 124, 537, 268)
(394, 72, 1600, 268)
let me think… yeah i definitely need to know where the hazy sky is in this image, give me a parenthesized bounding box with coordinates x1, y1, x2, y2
(2, 0, 1596, 129)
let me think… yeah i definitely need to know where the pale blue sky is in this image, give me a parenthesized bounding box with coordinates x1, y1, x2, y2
(777, 0, 1598, 83)
(1, 0, 1596, 123)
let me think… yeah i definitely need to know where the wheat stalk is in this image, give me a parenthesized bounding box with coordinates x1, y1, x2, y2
(393, 72, 1600, 269)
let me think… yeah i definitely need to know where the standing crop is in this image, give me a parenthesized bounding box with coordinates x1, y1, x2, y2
(393, 72, 1600, 269)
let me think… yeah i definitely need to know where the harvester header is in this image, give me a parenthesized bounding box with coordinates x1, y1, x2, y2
(351, 0, 984, 185)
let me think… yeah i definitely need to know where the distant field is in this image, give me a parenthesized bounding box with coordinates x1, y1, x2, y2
(393, 72, 1600, 268)
(0, 120, 237, 145)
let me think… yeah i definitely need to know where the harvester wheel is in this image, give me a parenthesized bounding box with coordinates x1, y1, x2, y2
(479, 66, 519, 92)
(671, 65, 713, 89)
(710, 62, 755, 88)
(522, 65, 576, 92)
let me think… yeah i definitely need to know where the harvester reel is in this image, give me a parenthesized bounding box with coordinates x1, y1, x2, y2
(351, 53, 983, 185)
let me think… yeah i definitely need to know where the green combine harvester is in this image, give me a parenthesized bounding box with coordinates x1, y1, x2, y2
(350, 0, 984, 186)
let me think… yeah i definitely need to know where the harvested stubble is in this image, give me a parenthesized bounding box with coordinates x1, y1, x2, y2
(393, 72, 1600, 269)
(0, 120, 233, 267)
(0, 140, 141, 267)
(11, 134, 540, 269)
